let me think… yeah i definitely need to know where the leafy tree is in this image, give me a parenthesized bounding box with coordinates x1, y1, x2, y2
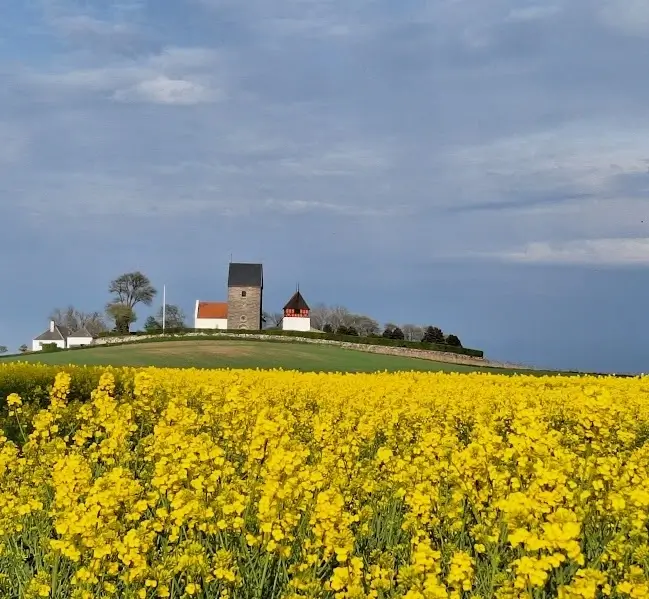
(382, 323, 397, 338)
(0, 345, 7, 354)
(105, 271, 155, 334)
(322, 323, 334, 334)
(336, 325, 358, 336)
(446, 334, 462, 347)
(144, 316, 162, 334)
(391, 327, 405, 340)
(18, 344, 28, 353)
(422, 326, 445, 344)
(106, 303, 137, 334)
(109, 271, 157, 309)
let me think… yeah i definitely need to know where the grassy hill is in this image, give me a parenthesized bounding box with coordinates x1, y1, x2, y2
(0, 340, 523, 373)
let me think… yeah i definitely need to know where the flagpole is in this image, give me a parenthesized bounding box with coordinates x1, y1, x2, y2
(162, 285, 166, 334)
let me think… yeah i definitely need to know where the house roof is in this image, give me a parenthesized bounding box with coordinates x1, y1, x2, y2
(34, 323, 68, 341)
(228, 263, 263, 287)
(69, 327, 92, 338)
(283, 290, 310, 312)
(197, 302, 228, 319)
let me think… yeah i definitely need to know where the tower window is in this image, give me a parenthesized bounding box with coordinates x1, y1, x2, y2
(241, 290, 247, 297)
(240, 315, 247, 322)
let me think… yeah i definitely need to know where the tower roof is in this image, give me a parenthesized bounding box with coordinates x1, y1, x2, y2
(228, 263, 263, 287)
(283, 290, 310, 311)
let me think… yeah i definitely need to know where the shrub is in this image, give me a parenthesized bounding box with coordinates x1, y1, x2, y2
(40, 343, 62, 353)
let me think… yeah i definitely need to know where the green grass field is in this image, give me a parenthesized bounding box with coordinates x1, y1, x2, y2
(0, 340, 522, 373)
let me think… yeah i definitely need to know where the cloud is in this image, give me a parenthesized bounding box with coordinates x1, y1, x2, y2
(113, 76, 219, 105)
(22, 46, 224, 105)
(490, 238, 649, 265)
(506, 6, 561, 22)
(598, 0, 649, 36)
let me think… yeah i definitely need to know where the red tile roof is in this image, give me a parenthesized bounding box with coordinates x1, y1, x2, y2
(197, 302, 228, 319)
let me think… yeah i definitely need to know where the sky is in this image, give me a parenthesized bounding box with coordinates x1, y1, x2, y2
(1, 0, 649, 373)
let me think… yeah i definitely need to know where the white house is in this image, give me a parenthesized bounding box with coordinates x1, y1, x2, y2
(282, 290, 311, 332)
(194, 301, 228, 330)
(32, 321, 94, 351)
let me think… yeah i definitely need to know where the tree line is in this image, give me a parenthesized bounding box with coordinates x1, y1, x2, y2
(46, 272, 185, 338)
(2, 273, 462, 352)
(264, 304, 463, 347)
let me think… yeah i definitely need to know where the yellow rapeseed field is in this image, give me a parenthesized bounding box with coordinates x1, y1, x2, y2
(1, 364, 649, 599)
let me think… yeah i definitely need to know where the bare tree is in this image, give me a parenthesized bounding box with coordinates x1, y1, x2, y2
(268, 312, 284, 327)
(50, 306, 108, 336)
(309, 303, 331, 331)
(156, 304, 186, 329)
(349, 314, 380, 336)
(402, 324, 425, 342)
(327, 305, 351, 331)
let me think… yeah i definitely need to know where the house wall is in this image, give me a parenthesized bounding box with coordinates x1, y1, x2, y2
(195, 317, 228, 330)
(282, 316, 311, 332)
(31, 339, 66, 352)
(227, 285, 263, 330)
(68, 336, 93, 348)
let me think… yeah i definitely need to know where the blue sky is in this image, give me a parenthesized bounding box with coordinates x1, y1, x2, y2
(2, 0, 649, 373)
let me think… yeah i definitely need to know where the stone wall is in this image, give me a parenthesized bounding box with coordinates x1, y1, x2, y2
(227, 286, 262, 330)
(93, 332, 534, 370)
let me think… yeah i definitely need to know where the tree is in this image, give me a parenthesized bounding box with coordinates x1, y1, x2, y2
(391, 326, 405, 340)
(106, 303, 137, 334)
(144, 316, 162, 334)
(446, 334, 462, 347)
(50, 306, 108, 336)
(0, 345, 7, 354)
(19, 344, 28, 353)
(309, 303, 330, 331)
(348, 315, 379, 337)
(402, 324, 424, 342)
(422, 326, 445, 344)
(382, 323, 397, 338)
(106, 271, 155, 334)
(322, 323, 334, 334)
(336, 325, 358, 336)
(157, 304, 185, 330)
(263, 311, 284, 328)
(109, 271, 157, 309)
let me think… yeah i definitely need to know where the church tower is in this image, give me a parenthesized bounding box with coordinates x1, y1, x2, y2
(227, 263, 263, 329)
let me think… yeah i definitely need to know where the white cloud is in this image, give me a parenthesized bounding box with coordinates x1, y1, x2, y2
(493, 238, 649, 265)
(446, 120, 649, 202)
(113, 76, 219, 105)
(52, 14, 135, 36)
(598, 0, 649, 36)
(22, 46, 223, 105)
(506, 5, 561, 22)
(262, 198, 400, 217)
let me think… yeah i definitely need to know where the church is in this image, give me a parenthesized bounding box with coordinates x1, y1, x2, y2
(194, 262, 311, 332)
